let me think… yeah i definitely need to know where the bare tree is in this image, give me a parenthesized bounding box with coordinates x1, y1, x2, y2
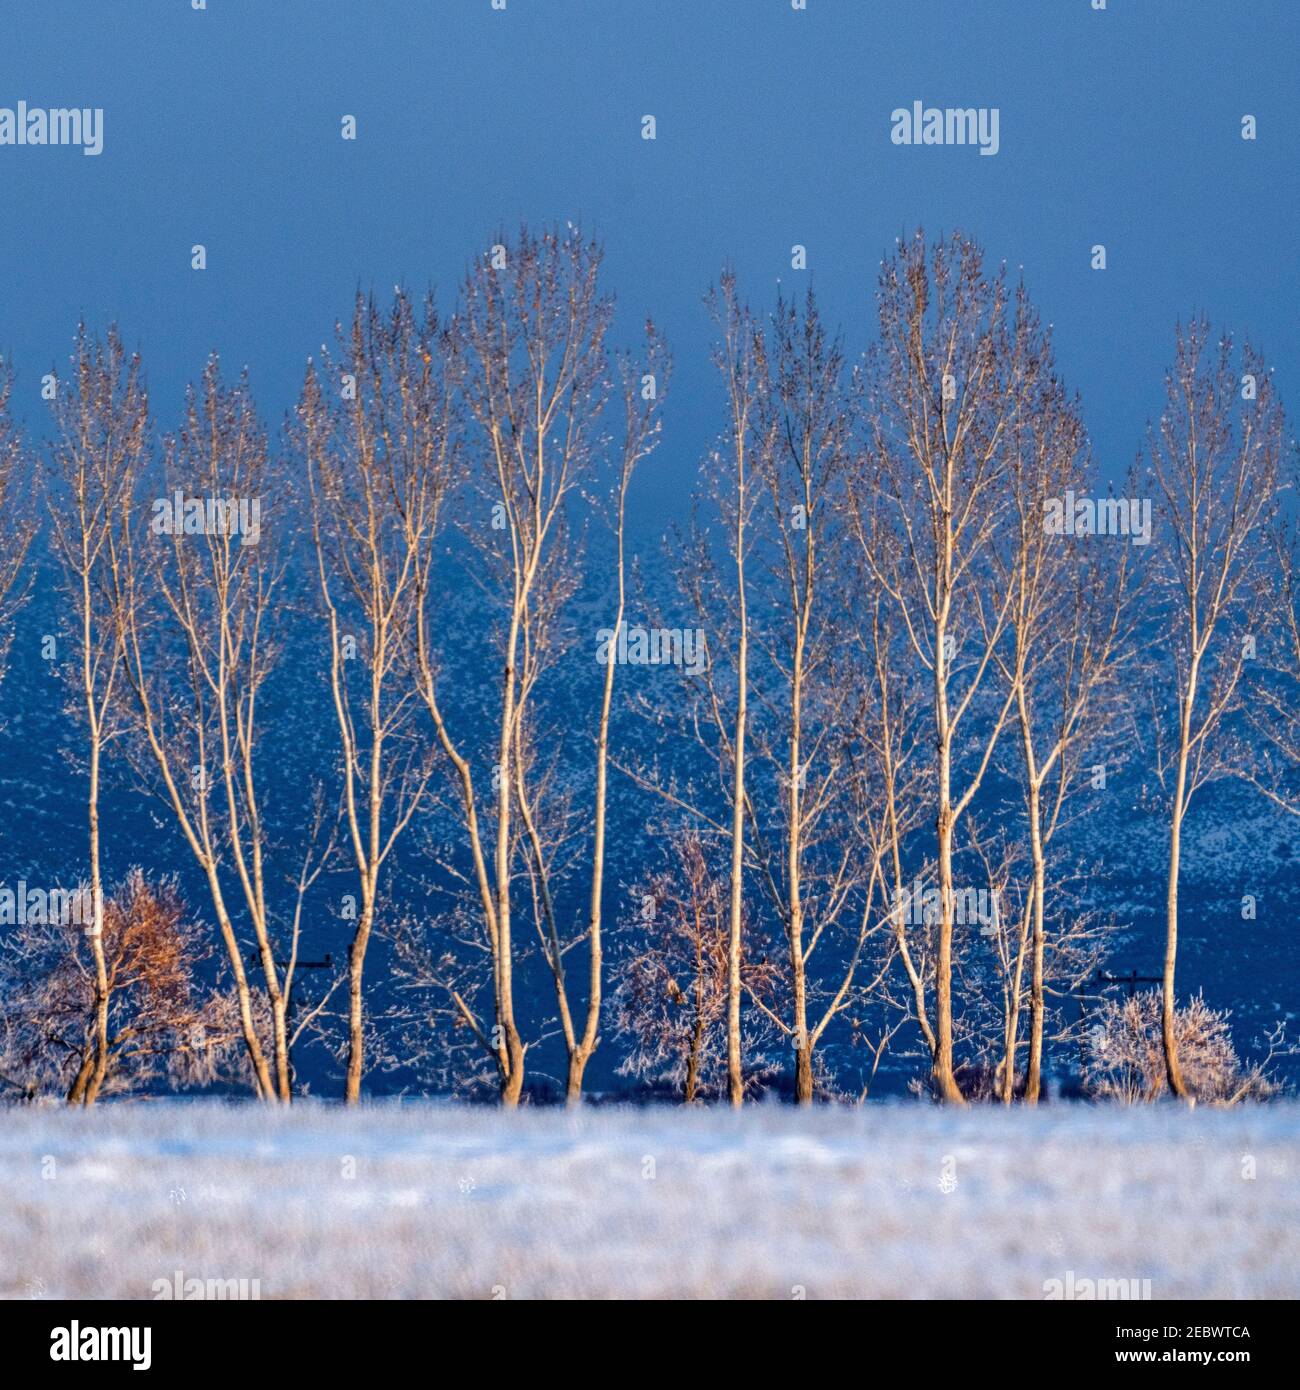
(849, 232, 1052, 1102)
(492, 325, 665, 1104)
(45, 325, 147, 1105)
(711, 273, 759, 1107)
(993, 370, 1137, 1101)
(1144, 320, 1284, 1098)
(619, 274, 760, 1104)
(621, 277, 902, 1104)
(119, 356, 332, 1101)
(555, 332, 666, 1100)
(411, 227, 613, 1105)
(741, 287, 898, 1101)
(299, 290, 451, 1103)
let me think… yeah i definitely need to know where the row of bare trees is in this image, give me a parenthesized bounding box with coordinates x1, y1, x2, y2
(0, 226, 1294, 1107)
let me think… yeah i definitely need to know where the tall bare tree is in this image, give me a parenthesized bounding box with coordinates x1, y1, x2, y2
(708, 273, 759, 1107)
(556, 332, 666, 1100)
(46, 325, 147, 1105)
(300, 290, 452, 1103)
(409, 227, 617, 1105)
(849, 232, 1051, 1102)
(740, 288, 897, 1101)
(621, 277, 891, 1103)
(1145, 320, 1284, 1098)
(119, 356, 331, 1101)
(993, 372, 1137, 1102)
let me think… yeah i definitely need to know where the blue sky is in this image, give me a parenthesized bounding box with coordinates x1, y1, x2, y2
(2, 0, 1297, 527)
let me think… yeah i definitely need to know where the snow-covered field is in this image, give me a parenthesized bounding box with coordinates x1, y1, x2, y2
(2, 1101, 1297, 1299)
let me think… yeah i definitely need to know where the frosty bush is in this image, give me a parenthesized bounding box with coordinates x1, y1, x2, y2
(613, 829, 782, 1100)
(1083, 990, 1277, 1105)
(0, 871, 242, 1102)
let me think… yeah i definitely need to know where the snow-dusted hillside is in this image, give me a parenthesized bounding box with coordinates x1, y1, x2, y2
(2, 1100, 1297, 1299)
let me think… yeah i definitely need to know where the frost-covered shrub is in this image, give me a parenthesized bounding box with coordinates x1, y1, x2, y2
(1083, 990, 1276, 1104)
(613, 829, 783, 1100)
(0, 871, 242, 1102)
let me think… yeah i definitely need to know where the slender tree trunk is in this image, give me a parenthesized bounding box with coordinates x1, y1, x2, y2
(202, 864, 274, 1099)
(727, 545, 748, 1108)
(1163, 801, 1189, 1098)
(1000, 895, 1032, 1105)
(684, 1026, 702, 1103)
(245, 872, 291, 1100)
(794, 1036, 813, 1103)
(1024, 781, 1047, 1104)
(80, 740, 111, 1106)
(565, 1049, 589, 1103)
(934, 804, 963, 1102)
(262, 964, 291, 1103)
(933, 619, 965, 1103)
(345, 892, 374, 1104)
(223, 937, 273, 1099)
(568, 510, 628, 1103)
(1161, 662, 1199, 1101)
(881, 687, 937, 1062)
(496, 604, 525, 1107)
(72, 562, 109, 1109)
(787, 575, 813, 1102)
(500, 1032, 525, 1106)
(228, 736, 292, 1102)
(1163, 748, 1193, 1099)
(273, 1001, 291, 1102)
(66, 1047, 94, 1105)
(344, 650, 388, 1105)
(686, 928, 705, 1102)
(789, 713, 811, 1103)
(1000, 996, 1020, 1106)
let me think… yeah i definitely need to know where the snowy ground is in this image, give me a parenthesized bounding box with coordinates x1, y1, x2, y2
(2, 1100, 1297, 1299)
